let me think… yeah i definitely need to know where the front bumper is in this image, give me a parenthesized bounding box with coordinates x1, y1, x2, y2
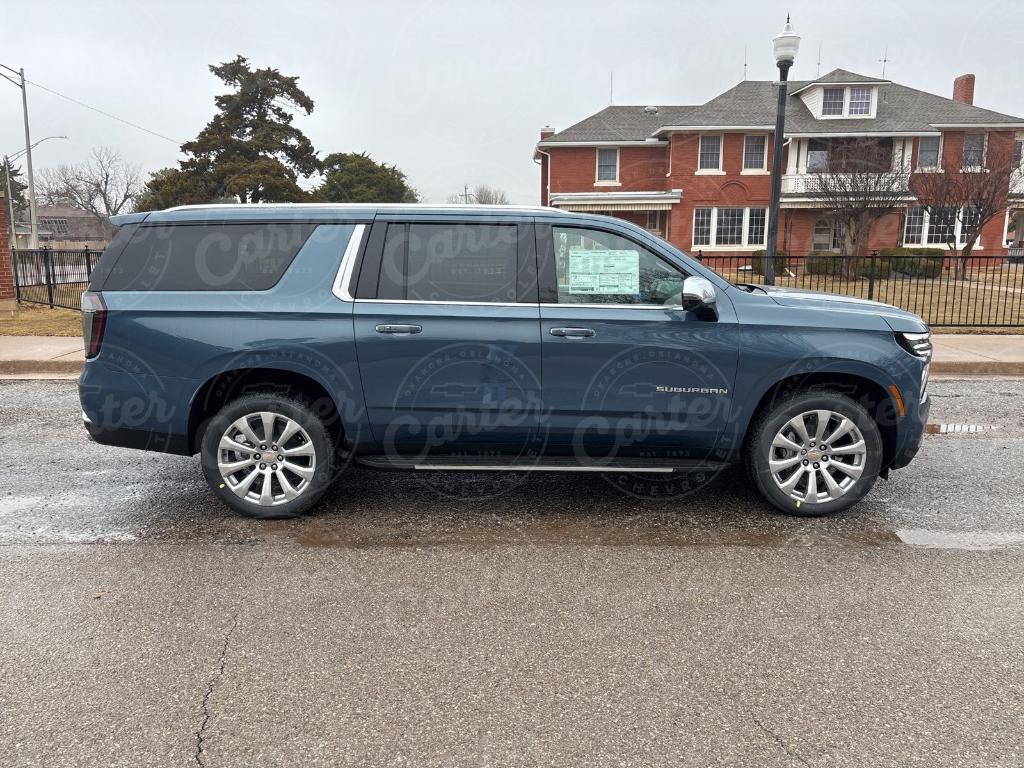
(891, 394, 930, 469)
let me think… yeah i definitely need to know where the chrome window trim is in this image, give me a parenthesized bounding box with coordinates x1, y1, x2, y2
(331, 223, 368, 302)
(350, 298, 684, 310)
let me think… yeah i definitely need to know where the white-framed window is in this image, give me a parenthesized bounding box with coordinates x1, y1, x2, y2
(698, 135, 722, 170)
(596, 147, 619, 182)
(812, 217, 843, 251)
(848, 87, 872, 116)
(692, 207, 768, 248)
(743, 135, 767, 170)
(1014, 139, 1023, 168)
(962, 133, 986, 170)
(917, 135, 941, 169)
(645, 210, 660, 232)
(822, 88, 844, 116)
(904, 205, 982, 247)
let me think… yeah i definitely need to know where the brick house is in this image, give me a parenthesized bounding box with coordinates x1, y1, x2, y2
(536, 69, 1024, 257)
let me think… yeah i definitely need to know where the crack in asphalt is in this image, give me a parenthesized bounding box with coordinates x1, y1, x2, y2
(194, 613, 239, 767)
(752, 716, 814, 767)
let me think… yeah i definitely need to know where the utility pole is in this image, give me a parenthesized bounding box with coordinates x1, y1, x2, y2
(0, 64, 38, 248)
(3, 156, 16, 247)
(464, 184, 470, 204)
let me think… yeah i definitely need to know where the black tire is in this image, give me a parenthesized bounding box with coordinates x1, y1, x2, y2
(200, 392, 336, 519)
(746, 390, 883, 517)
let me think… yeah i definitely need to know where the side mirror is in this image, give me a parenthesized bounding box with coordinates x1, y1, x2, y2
(681, 276, 716, 312)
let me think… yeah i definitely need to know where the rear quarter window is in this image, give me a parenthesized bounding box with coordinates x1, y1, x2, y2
(100, 223, 316, 291)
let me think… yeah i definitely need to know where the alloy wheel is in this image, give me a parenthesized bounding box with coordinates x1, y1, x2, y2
(217, 411, 317, 506)
(768, 409, 867, 504)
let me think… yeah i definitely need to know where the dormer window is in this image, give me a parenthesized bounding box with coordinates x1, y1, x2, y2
(849, 87, 872, 115)
(822, 88, 844, 116)
(816, 86, 875, 118)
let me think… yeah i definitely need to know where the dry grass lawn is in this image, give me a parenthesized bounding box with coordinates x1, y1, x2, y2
(0, 304, 83, 336)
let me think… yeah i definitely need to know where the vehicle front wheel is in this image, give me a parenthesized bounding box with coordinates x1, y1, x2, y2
(200, 393, 336, 519)
(747, 391, 883, 517)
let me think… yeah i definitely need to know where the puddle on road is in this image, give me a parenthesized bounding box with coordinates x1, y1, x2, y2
(258, 518, 1024, 553)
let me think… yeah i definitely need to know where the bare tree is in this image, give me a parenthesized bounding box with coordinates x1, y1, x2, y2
(38, 147, 143, 235)
(447, 185, 511, 204)
(803, 138, 911, 278)
(911, 137, 1015, 280)
(473, 185, 510, 205)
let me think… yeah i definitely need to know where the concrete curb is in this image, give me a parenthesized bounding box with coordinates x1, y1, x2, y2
(0, 360, 85, 375)
(931, 361, 1024, 376)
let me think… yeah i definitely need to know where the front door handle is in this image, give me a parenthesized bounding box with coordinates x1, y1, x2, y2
(549, 327, 595, 338)
(375, 324, 423, 335)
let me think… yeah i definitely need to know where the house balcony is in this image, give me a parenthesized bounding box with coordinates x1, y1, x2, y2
(781, 172, 912, 197)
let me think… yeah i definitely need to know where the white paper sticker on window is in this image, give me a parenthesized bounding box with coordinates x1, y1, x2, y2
(567, 249, 640, 294)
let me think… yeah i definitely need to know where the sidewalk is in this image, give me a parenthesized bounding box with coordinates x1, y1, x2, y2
(0, 334, 1022, 378)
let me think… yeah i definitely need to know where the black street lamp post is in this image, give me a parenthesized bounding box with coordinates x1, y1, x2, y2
(765, 16, 801, 286)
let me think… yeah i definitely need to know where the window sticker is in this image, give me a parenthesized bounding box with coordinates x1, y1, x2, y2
(567, 248, 640, 294)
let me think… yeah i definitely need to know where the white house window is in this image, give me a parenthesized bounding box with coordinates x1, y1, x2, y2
(743, 135, 767, 170)
(698, 135, 722, 170)
(918, 136, 941, 169)
(1014, 140, 1023, 168)
(693, 208, 713, 245)
(645, 211, 660, 232)
(822, 88, 844, 116)
(904, 205, 980, 247)
(813, 218, 843, 251)
(848, 87, 872, 116)
(904, 207, 925, 243)
(962, 134, 985, 169)
(692, 207, 768, 248)
(596, 148, 619, 181)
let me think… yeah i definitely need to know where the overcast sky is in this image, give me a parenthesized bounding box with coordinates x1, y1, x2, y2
(2, 0, 1021, 205)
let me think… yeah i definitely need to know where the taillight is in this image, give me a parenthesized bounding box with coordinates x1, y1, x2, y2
(81, 291, 107, 359)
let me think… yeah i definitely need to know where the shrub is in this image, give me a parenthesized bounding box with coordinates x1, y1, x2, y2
(880, 247, 944, 278)
(750, 249, 789, 276)
(805, 251, 845, 275)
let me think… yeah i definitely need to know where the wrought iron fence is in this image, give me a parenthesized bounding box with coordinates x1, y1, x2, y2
(10, 246, 1024, 327)
(696, 250, 1024, 327)
(12, 247, 101, 310)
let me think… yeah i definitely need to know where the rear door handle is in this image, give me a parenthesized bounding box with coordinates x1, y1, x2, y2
(549, 327, 595, 338)
(375, 324, 423, 335)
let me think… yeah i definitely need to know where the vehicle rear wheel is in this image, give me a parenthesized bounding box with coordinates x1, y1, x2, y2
(200, 393, 335, 519)
(747, 390, 883, 517)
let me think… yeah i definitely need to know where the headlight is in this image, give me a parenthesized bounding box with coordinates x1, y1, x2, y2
(895, 331, 932, 402)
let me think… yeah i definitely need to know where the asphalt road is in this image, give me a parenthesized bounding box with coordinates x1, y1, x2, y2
(1, 378, 1022, 767)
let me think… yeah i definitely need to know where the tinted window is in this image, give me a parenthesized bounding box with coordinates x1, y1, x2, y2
(88, 222, 139, 291)
(102, 223, 315, 291)
(378, 223, 518, 303)
(551, 226, 687, 306)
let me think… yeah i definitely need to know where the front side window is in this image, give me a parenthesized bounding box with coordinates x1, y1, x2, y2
(743, 135, 767, 170)
(848, 87, 871, 115)
(963, 134, 985, 168)
(551, 226, 687, 306)
(918, 136, 941, 169)
(822, 88, 844, 116)
(378, 223, 519, 303)
(698, 135, 722, 170)
(596, 148, 618, 181)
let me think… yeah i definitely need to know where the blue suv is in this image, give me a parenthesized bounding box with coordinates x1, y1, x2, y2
(79, 204, 931, 518)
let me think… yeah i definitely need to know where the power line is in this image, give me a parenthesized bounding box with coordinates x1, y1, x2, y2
(25, 78, 183, 146)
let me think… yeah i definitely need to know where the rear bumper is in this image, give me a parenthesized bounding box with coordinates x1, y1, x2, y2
(83, 417, 192, 455)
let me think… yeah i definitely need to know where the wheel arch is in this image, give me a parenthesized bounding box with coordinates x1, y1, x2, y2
(742, 369, 900, 471)
(187, 367, 346, 454)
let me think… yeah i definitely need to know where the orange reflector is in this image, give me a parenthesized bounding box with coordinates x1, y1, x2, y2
(888, 384, 906, 417)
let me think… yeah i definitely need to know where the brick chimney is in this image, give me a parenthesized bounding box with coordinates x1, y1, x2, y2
(540, 125, 554, 141)
(953, 74, 975, 105)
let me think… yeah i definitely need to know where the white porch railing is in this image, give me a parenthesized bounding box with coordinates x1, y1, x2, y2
(781, 173, 911, 195)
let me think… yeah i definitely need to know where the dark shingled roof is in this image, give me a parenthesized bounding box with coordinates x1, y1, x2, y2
(540, 69, 1024, 143)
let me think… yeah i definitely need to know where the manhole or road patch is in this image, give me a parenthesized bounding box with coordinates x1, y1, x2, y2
(925, 423, 1001, 435)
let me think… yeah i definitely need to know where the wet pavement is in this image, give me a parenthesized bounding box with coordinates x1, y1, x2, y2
(1, 378, 1023, 766)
